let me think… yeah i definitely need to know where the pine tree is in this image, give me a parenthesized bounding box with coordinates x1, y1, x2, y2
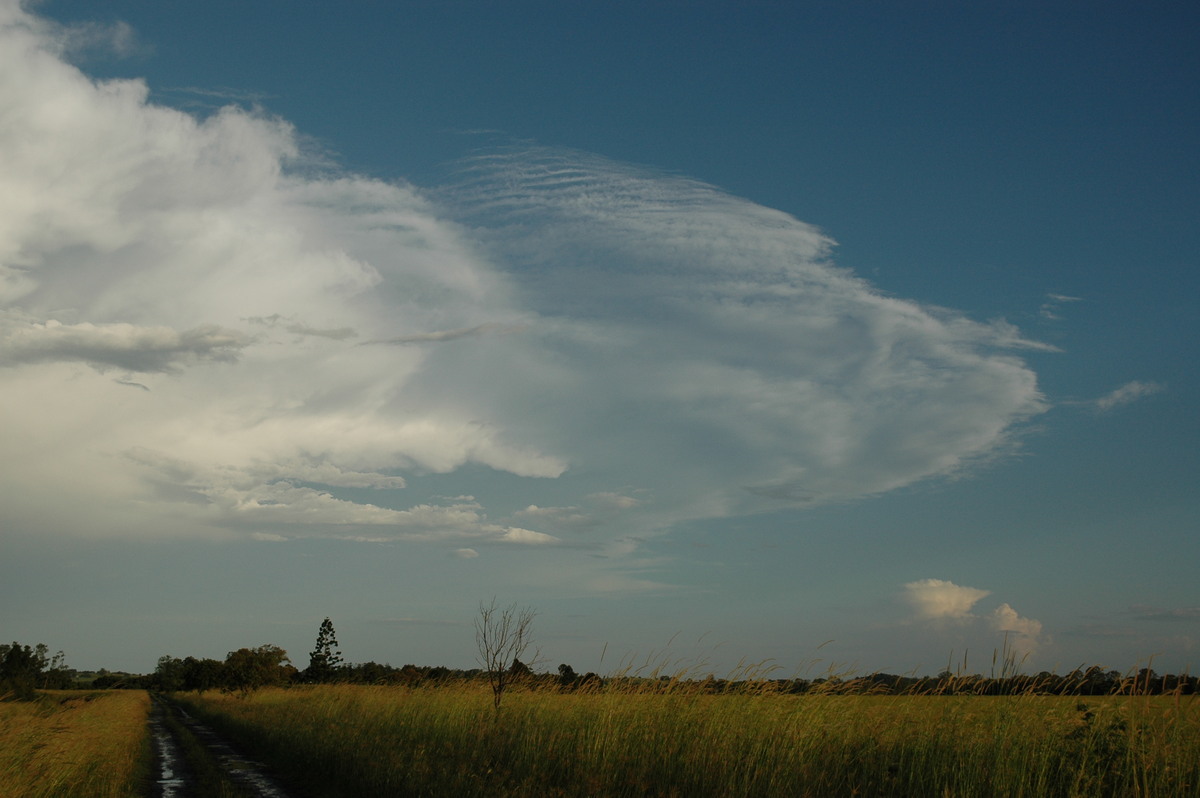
(306, 617, 344, 683)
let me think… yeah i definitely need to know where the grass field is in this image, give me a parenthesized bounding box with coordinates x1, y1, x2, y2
(173, 681, 1200, 797)
(0, 690, 151, 798)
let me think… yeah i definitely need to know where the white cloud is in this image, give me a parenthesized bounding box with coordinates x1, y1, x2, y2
(444, 147, 1048, 519)
(990, 603, 1045, 655)
(497, 527, 561, 545)
(904, 578, 991, 620)
(513, 505, 590, 528)
(452, 548, 479, 559)
(1094, 381, 1165, 413)
(0, 4, 1050, 580)
(903, 579, 1046, 657)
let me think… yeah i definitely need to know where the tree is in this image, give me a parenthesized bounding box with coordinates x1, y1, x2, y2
(475, 598, 538, 711)
(153, 655, 186, 692)
(305, 617, 344, 683)
(222, 645, 293, 695)
(181, 656, 224, 693)
(1, 642, 40, 700)
(1, 641, 69, 699)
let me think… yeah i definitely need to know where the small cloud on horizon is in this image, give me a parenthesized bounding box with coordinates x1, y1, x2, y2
(990, 602, 1045, 655)
(903, 578, 1046, 656)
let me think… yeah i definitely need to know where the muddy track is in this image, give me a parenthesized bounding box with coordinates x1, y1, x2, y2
(148, 695, 299, 798)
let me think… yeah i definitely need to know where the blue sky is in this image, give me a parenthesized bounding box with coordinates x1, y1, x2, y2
(1, 0, 1196, 678)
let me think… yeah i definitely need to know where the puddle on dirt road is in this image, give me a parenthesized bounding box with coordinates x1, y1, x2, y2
(148, 700, 189, 797)
(151, 696, 296, 798)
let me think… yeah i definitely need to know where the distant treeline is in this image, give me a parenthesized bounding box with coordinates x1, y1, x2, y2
(134, 655, 1196, 697)
(770, 667, 1198, 697)
(6, 636, 1195, 699)
(137, 652, 606, 695)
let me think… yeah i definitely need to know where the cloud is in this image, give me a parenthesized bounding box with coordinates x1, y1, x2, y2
(365, 321, 527, 346)
(497, 527, 561, 545)
(989, 603, 1045, 655)
(0, 317, 251, 372)
(250, 532, 287, 543)
(1039, 293, 1082, 321)
(588, 492, 641, 511)
(513, 505, 591, 528)
(452, 548, 479, 559)
(1128, 605, 1200, 622)
(1094, 381, 1165, 413)
(903, 579, 1046, 656)
(904, 578, 991, 621)
(443, 147, 1049, 518)
(0, 3, 1050, 580)
(15, 7, 145, 63)
(245, 314, 357, 341)
(510, 494, 641, 536)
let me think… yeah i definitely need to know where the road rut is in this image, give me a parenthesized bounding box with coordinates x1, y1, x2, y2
(149, 695, 298, 798)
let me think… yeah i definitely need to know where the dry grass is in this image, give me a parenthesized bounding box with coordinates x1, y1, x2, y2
(173, 680, 1200, 797)
(0, 690, 151, 798)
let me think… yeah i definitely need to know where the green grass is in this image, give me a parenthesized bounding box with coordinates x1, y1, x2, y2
(0, 690, 152, 798)
(172, 682, 1200, 797)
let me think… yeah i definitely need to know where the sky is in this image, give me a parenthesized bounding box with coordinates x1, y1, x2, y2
(1, 0, 1197, 678)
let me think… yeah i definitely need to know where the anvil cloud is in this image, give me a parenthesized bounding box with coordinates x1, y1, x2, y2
(0, 3, 1045, 560)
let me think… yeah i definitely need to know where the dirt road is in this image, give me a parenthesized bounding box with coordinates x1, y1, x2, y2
(148, 695, 299, 798)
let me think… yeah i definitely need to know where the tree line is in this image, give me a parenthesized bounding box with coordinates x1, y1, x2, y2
(6, 616, 1197, 701)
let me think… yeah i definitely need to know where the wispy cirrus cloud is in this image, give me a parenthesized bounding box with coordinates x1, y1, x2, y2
(1039, 293, 1083, 321)
(442, 147, 1049, 519)
(1094, 380, 1165, 413)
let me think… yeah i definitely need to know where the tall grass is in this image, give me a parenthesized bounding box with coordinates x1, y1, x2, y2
(0, 690, 152, 798)
(173, 681, 1200, 797)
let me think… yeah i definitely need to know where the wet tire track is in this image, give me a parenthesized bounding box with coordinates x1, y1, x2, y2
(149, 695, 298, 798)
(148, 697, 192, 797)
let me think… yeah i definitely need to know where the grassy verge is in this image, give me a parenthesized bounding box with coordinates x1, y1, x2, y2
(174, 682, 1200, 797)
(0, 690, 152, 798)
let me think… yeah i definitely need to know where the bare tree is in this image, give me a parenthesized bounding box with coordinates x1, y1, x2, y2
(475, 598, 538, 710)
